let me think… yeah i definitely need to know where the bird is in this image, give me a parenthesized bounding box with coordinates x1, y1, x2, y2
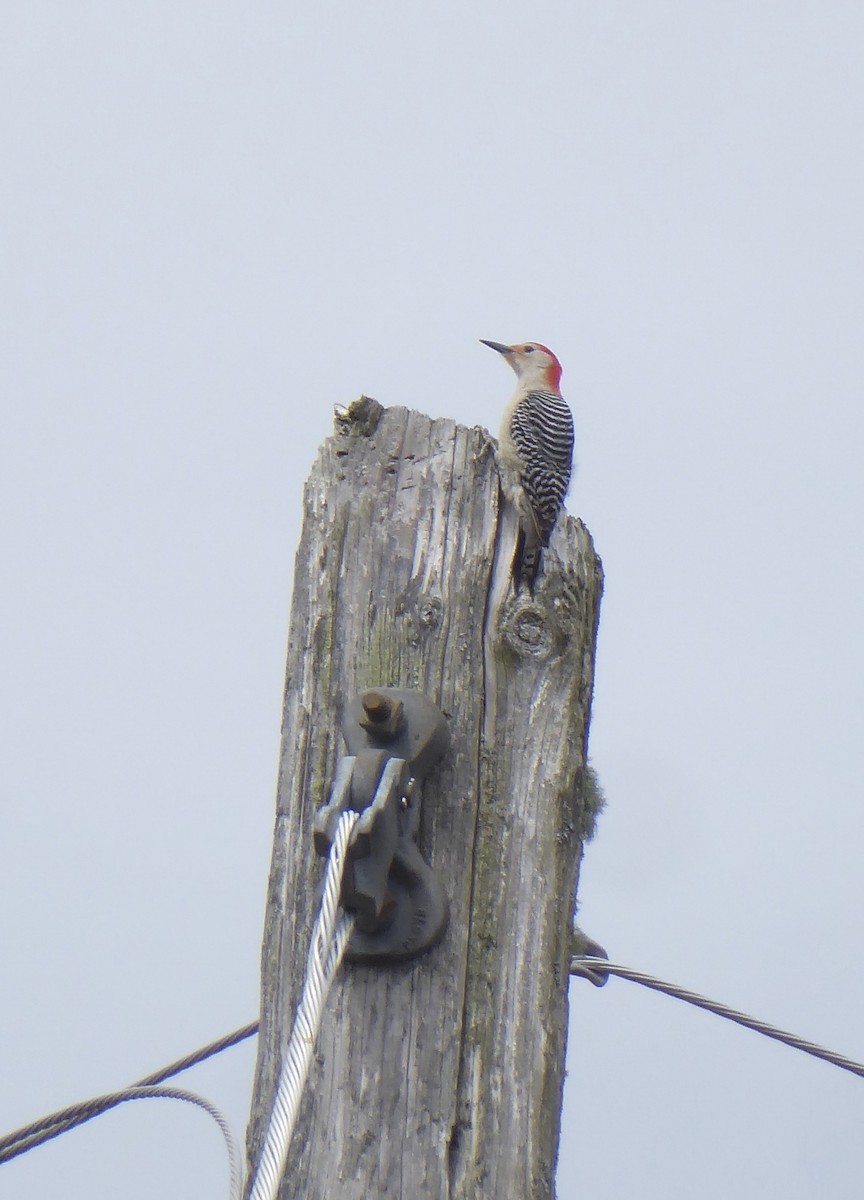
(480, 339, 574, 592)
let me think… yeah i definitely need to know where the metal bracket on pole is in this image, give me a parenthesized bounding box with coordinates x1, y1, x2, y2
(312, 688, 450, 963)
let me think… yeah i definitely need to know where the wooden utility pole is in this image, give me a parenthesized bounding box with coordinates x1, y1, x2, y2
(245, 397, 603, 1199)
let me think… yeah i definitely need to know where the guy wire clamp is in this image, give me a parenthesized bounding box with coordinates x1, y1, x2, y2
(312, 687, 450, 963)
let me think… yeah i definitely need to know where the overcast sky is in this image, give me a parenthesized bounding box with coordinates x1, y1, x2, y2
(2, 3, 864, 1198)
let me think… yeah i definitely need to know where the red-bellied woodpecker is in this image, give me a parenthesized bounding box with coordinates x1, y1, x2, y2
(481, 339, 574, 592)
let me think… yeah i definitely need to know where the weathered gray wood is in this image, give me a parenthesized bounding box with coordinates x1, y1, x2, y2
(245, 396, 603, 1200)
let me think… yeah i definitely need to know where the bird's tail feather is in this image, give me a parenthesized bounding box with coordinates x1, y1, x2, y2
(511, 525, 542, 594)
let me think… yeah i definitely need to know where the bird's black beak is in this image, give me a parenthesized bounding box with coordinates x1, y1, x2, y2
(480, 339, 512, 355)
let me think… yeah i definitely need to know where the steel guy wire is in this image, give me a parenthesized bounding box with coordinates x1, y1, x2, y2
(1, 1085, 240, 1200)
(0, 1022, 258, 1166)
(6, 930, 864, 1192)
(247, 807, 359, 1200)
(571, 957, 864, 1081)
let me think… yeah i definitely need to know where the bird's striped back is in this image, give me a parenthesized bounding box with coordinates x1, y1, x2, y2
(508, 389, 574, 544)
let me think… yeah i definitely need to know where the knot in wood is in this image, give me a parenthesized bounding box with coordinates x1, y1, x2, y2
(501, 603, 553, 659)
(396, 580, 443, 647)
(418, 597, 442, 630)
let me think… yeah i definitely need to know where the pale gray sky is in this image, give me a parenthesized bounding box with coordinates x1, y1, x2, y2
(2, 3, 864, 1197)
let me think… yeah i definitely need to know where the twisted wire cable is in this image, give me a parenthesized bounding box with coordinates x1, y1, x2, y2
(248, 808, 359, 1200)
(0, 1023, 258, 1166)
(571, 957, 864, 1081)
(136, 1021, 259, 1087)
(0, 1085, 241, 1199)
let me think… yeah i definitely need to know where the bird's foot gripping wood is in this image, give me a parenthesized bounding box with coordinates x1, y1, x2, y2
(472, 429, 498, 465)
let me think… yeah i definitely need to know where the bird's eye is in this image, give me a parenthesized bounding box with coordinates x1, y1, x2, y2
(523, 345, 535, 354)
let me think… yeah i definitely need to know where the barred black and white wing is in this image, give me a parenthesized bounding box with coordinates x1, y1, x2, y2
(510, 389, 574, 542)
